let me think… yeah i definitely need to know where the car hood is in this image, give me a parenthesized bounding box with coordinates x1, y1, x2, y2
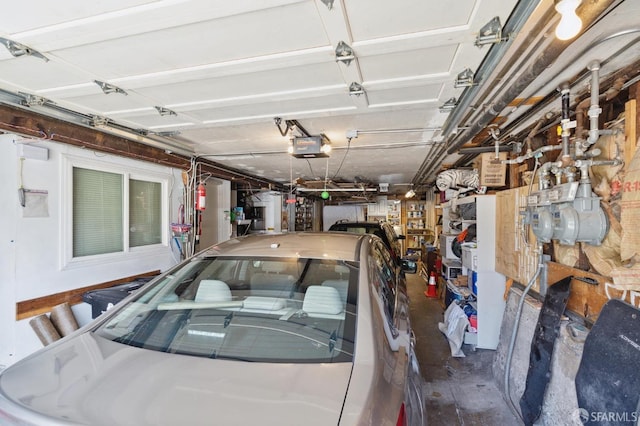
(0, 333, 353, 426)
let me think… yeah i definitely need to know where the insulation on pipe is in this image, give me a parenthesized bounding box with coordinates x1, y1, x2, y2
(29, 314, 61, 346)
(49, 302, 79, 337)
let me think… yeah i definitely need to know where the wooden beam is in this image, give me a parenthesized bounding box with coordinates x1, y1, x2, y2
(0, 104, 190, 168)
(0, 103, 282, 190)
(15, 270, 161, 320)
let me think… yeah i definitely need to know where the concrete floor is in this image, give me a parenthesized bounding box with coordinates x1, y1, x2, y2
(406, 272, 521, 426)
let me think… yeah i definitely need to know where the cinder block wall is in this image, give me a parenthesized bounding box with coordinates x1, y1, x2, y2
(492, 287, 586, 425)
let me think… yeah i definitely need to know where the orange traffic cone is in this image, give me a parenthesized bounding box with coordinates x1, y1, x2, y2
(425, 271, 438, 298)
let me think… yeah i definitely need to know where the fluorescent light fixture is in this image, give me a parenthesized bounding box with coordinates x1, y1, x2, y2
(555, 0, 582, 40)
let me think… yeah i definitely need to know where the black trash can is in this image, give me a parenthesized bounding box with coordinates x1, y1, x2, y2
(82, 277, 155, 319)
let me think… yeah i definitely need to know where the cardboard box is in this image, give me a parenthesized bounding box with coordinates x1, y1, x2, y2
(453, 275, 469, 287)
(479, 152, 507, 187)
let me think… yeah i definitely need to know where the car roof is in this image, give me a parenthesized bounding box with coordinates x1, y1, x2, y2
(329, 222, 390, 230)
(201, 232, 365, 262)
(331, 220, 385, 226)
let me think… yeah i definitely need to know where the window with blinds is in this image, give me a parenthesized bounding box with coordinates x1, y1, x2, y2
(72, 167, 162, 257)
(129, 179, 162, 247)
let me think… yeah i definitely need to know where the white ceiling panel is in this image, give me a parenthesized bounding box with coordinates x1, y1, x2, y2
(1, 0, 154, 34)
(345, 0, 476, 41)
(366, 85, 441, 106)
(184, 93, 353, 122)
(131, 63, 346, 106)
(6, 1, 308, 50)
(359, 46, 458, 82)
(41, 3, 328, 79)
(1, 0, 634, 199)
(59, 90, 162, 115)
(0, 56, 92, 91)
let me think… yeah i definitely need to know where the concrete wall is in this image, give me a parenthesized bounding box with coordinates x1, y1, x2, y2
(0, 134, 192, 368)
(493, 287, 586, 425)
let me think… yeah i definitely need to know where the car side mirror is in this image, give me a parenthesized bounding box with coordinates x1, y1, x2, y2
(401, 259, 417, 274)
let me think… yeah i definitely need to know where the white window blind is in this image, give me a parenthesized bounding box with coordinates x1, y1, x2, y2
(73, 167, 123, 257)
(129, 179, 162, 247)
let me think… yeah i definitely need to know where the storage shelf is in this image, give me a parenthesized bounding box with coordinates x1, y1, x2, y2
(442, 195, 506, 350)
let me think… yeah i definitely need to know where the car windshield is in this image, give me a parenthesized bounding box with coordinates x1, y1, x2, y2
(95, 256, 357, 363)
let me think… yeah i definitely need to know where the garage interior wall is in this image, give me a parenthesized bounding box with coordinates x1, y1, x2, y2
(197, 180, 232, 249)
(0, 134, 186, 368)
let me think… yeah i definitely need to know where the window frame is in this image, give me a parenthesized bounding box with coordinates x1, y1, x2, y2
(61, 155, 171, 270)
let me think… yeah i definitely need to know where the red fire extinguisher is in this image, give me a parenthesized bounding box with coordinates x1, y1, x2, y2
(195, 183, 206, 211)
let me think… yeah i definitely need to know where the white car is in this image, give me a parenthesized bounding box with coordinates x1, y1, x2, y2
(0, 232, 424, 425)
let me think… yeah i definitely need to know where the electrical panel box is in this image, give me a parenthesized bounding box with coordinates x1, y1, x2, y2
(17, 143, 49, 161)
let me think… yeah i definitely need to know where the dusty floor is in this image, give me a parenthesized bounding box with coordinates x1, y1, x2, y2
(406, 272, 521, 426)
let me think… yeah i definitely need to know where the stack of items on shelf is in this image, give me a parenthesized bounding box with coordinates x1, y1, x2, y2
(438, 195, 506, 350)
(405, 201, 429, 251)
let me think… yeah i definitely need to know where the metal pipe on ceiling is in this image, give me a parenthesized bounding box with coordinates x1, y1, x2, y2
(458, 145, 513, 155)
(444, 0, 620, 157)
(413, 0, 545, 184)
(439, 0, 545, 142)
(454, 27, 640, 169)
(296, 187, 377, 192)
(495, 30, 640, 143)
(352, 127, 442, 135)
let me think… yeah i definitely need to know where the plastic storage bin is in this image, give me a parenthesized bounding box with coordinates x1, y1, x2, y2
(82, 277, 156, 319)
